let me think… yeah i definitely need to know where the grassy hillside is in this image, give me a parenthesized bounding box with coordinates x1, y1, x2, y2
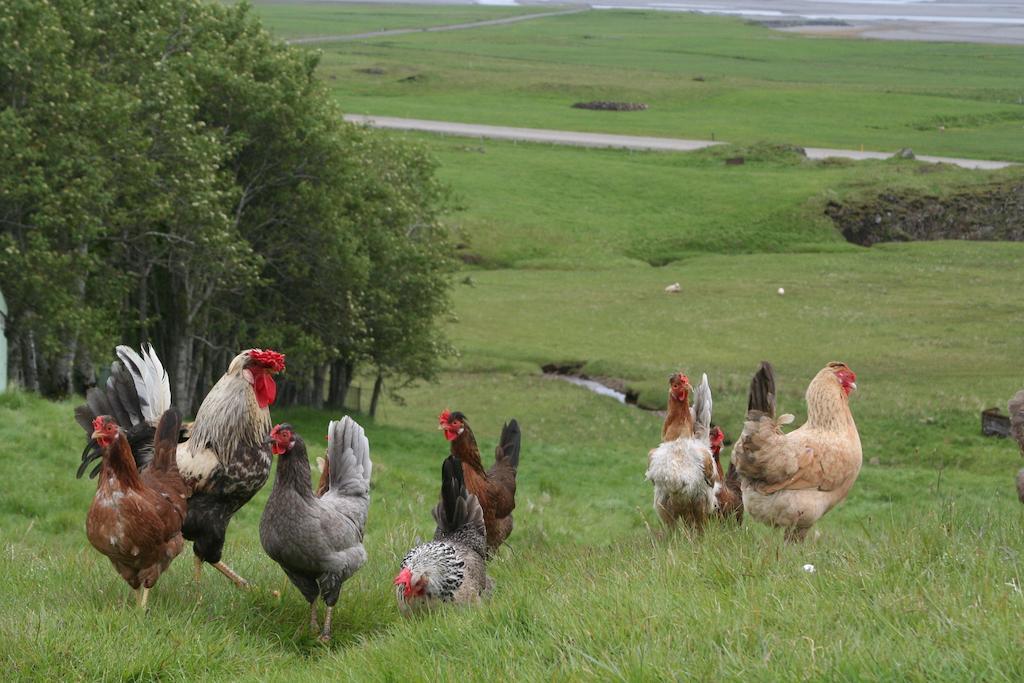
(398, 133, 1023, 268)
(302, 9, 1024, 161)
(244, 1, 542, 40)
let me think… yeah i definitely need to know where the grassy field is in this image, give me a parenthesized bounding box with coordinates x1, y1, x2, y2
(4, 238, 1024, 678)
(6, 3, 1024, 680)
(295, 8, 1024, 161)
(393, 132, 1024, 269)
(243, 1, 544, 40)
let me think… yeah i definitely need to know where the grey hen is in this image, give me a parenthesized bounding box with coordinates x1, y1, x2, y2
(394, 455, 492, 615)
(260, 417, 371, 641)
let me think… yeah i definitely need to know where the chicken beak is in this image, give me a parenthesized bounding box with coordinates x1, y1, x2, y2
(849, 382, 858, 392)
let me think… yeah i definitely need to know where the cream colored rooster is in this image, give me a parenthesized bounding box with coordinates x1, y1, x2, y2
(732, 361, 861, 542)
(646, 373, 719, 530)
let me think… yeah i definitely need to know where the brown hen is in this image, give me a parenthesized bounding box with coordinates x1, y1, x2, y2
(439, 410, 520, 555)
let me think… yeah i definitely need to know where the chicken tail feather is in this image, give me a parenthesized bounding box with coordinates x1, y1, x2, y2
(116, 344, 172, 424)
(325, 417, 371, 497)
(152, 408, 182, 473)
(432, 455, 485, 539)
(495, 419, 521, 471)
(693, 374, 713, 442)
(747, 361, 776, 419)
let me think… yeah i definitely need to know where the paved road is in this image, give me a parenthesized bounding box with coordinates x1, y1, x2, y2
(343, 115, 1016, 170)
(285, 8, 587, 45)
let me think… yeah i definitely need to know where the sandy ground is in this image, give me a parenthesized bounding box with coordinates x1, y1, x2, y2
(344, 115, 1016, 169)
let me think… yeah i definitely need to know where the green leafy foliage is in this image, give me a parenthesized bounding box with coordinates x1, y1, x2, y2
(0, 0, 454, 407)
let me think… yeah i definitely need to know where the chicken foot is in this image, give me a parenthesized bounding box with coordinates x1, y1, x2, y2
(213, 561, 251, 588)
(318, 606, 334, 643)
(136, 587, 150, 611)
(192, 555, 251, 588)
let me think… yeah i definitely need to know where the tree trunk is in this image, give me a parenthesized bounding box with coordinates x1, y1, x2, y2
(369, 370, 384, 419)
(328, 359, 355, 408)
(137, 268, 150, 342)
(74, 344, 95, 392)
(21, 330, 39, 393)
(311, 363, 327, 409)
(173, 332, 193, 414)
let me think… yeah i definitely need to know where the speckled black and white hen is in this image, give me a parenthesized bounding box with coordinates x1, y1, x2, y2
(394, 455, 492, 615)
(259, 417, 371, 642)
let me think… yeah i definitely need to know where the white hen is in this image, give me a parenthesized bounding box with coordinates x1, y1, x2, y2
(646, 373, 720, 530)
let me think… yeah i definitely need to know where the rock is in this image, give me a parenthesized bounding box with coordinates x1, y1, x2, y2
(571, 101, 648, 111)
(664, 282, 681, 293)
(893, 148, 916, 160)
(825, 182, 1024, 246)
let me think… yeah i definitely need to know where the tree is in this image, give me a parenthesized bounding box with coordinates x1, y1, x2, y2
(0, 0, 454, 411)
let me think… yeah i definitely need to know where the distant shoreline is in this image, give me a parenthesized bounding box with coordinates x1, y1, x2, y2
(281, 0, 1024, 45)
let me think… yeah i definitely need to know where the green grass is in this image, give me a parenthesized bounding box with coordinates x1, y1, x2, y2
(243, 2, 550, 40)
(5, 239, 1024, 678)
(397, 132, 1024, 268)
(302, 9, 1024, 161)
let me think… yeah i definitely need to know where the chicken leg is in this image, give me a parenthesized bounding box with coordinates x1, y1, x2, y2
(309, 602, 320, 633)
(136, 587, 150, 610)
(318, 606, 334, 643)
(213, 560, 251, 588)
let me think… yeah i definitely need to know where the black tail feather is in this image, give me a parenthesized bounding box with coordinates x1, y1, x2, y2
(434, 455, 468, 535)
(747, 362, 776, 418)
(496, 419, 521, 470)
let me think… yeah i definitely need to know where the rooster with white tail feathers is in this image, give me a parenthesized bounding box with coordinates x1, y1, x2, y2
(75, 343, 285, 588)
(646, 373, 720, 531)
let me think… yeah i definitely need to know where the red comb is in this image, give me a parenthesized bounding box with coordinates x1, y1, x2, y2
(250, 349, 286, 372)
(439, 409, 452, 425)
(394, 567, 412, 587)
(91, 416, 106, 432)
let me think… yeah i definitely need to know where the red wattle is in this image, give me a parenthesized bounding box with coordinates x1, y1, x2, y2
(254, 372, 277, 408)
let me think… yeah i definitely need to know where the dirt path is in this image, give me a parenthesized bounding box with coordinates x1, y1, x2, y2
(285, 8, 589, 45)
(343, 114, 1016, 170)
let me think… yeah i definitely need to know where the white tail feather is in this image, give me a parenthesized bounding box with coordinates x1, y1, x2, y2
(115, 343, 172, 423)
(693, 373, 713, 442)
